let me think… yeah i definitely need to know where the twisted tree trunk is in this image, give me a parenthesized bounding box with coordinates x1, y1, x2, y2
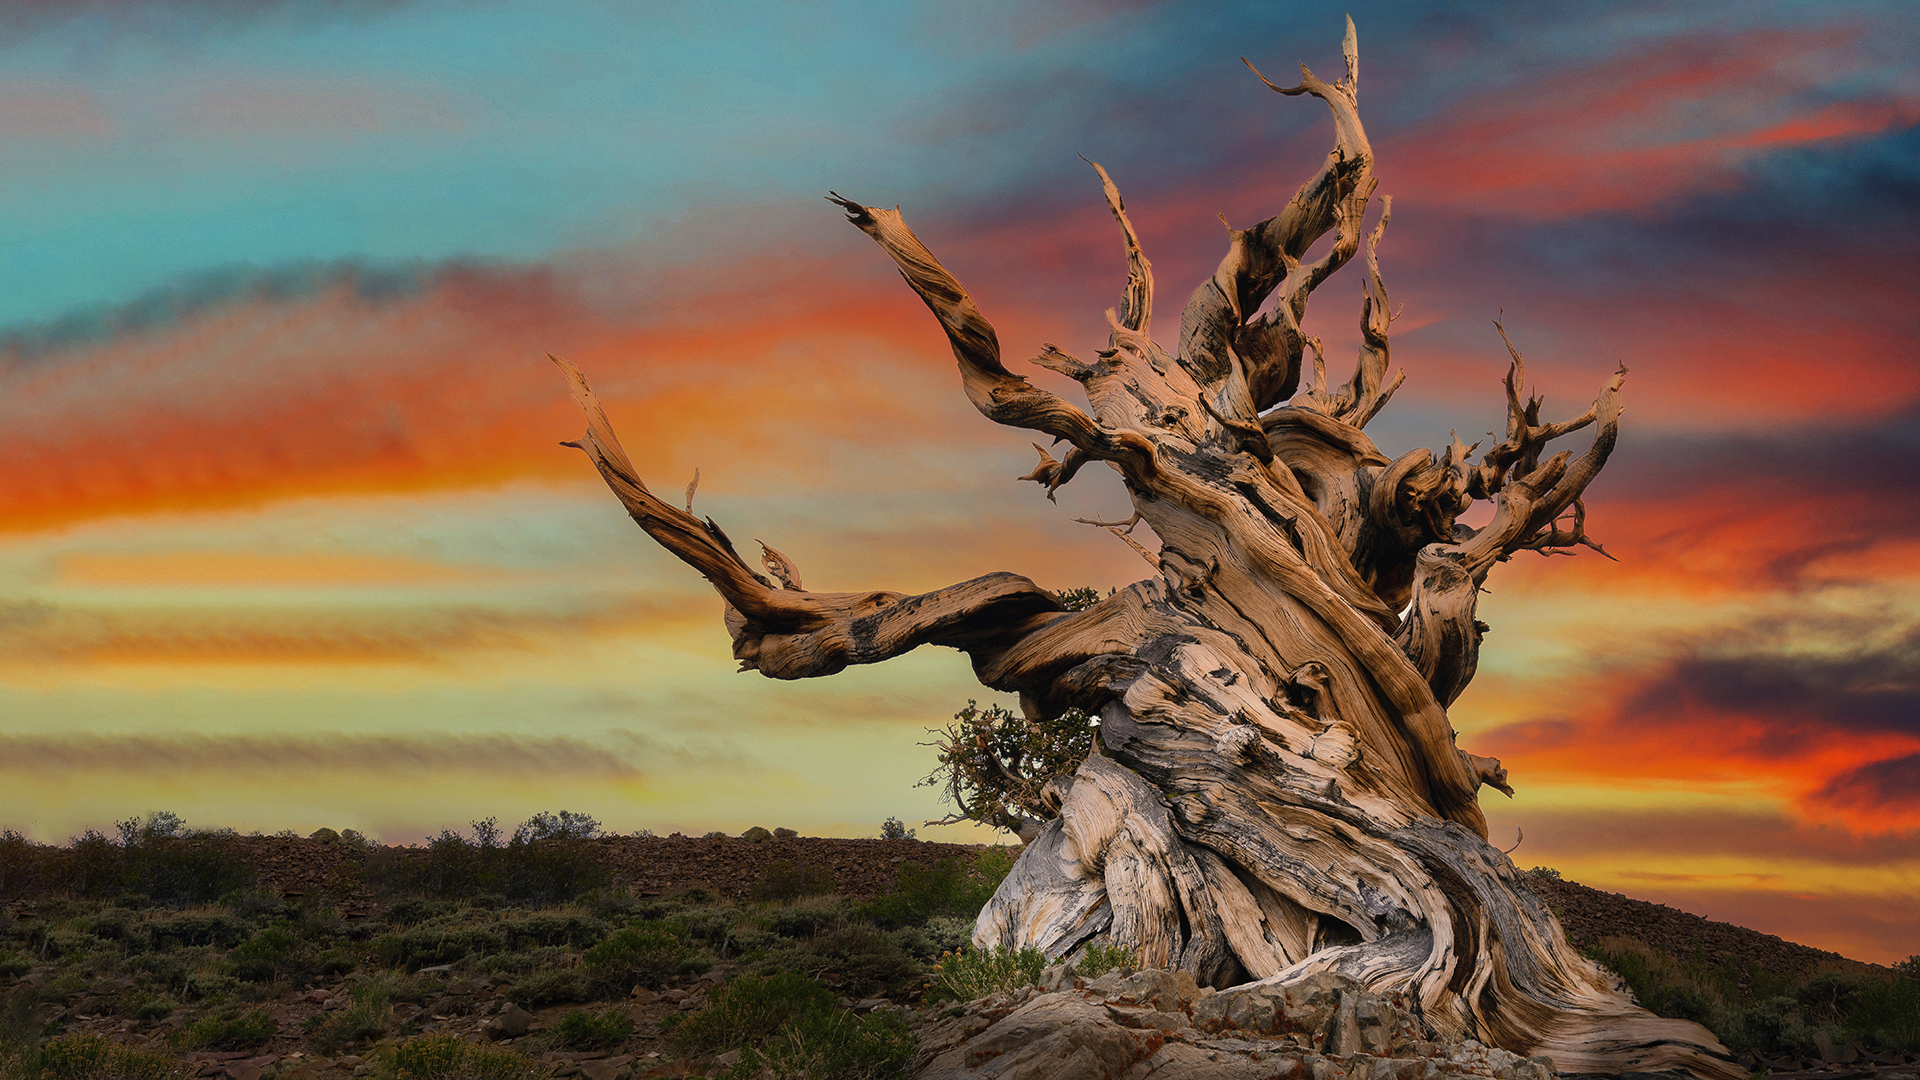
(557, 20, 1739, 1078)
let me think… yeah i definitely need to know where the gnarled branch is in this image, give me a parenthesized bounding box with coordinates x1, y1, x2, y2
(827, 194, 1157, 487)
(554, 353, 1068, 679)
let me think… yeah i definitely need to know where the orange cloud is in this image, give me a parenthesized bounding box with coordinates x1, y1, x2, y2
(1480, 613, 1920, 835)
(58, 550, 516, 588)
(0, 255, 993, 534)
(0, 592, 712, 666)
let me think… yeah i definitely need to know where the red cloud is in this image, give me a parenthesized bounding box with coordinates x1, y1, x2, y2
(1378, 27, 1920, 218)
(0, 254, 992, 534)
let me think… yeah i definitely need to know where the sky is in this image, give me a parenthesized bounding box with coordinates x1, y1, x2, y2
(0, 0, 1915, 964)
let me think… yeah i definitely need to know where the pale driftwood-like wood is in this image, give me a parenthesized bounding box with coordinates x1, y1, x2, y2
(558, 20, 1737, 1078)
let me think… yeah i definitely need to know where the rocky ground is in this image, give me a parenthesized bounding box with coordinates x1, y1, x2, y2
(22, 834, 1912, 1080)
(226, 834, 1884, 985)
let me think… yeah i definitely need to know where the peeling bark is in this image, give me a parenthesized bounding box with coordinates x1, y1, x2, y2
(558, 19, 1735, 1078)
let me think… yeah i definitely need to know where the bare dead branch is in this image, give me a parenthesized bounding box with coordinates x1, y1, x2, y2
(1084, 158, 1153, 337)
(827, 192, 1157, 483)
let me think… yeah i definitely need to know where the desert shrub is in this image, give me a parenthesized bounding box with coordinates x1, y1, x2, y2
(80, 911, 132, 943)
(380, 898, 454, 928)
(550, 1008, 634, 1050)
(1076, 943, 1139, 979)
(928, 945, 1048, 1003)
(859, 856, 1000, 929)
(802, 926, 921, 997)
(371, 925, 507, 970)
(470, 947, 569, 977)
(180, 970, 244, 1004)
(582, 926, 707, 991)
(62, 832, 119, 899)
(0, 832, 44, 901)
(673, 972, 836, 1055)
(126, 952, 185, 983)
(114, 816, 256, 905)
(761, 898, 848, 941)
(918, 917, 974, 958)
(878, 819, 915, 841)
(36, 1034, 191, 1080)
(497, 913, 608, 949)
(1587, 937, 1920, 1054)
(495, 813, 609, 905)
(0, 956, 27, 980)
(727, 1007, 917, 1080)
(577, 888, 639, 920)
(310, 977, 399, 1054)
(315, 948, 357, 977)
(508, 968, 594, 1008)
(1797, 968, 1920, 1051)
(147, 914, 250, 950)
(130, 994, 175, 1021)
(172, 1007, 277, 1051)
(753, 861, 837, 903)
(227, 926, 305, 983)
(381, 1033, 542, 1080)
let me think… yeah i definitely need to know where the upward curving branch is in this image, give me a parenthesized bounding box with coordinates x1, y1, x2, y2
(825, 194, 1157, 487)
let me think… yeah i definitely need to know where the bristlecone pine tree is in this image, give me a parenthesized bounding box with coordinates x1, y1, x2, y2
(556, 21, 1740, 1078)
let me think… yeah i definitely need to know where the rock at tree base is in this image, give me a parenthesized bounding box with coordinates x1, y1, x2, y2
(915, 967, 1557, 1080)
(482, 1002, 533, 1040)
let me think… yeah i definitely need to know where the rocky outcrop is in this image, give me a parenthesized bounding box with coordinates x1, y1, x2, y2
(915, 967, 1560, 1080)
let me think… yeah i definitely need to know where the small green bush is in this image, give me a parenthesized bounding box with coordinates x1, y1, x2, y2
(727, 1007, 917, 1080)
(801, 926, 921, 997)
(130, 994, 175, 1021)
(315, 948, 357, 977)
(310, 979, 395, 1054)
(582, 926, 707, 991)
(860, 858, 998, 929)
(550, 1008, 634, 1050)
(496, 913, 609, 950)
(508, 968, 592, 1008)
(1586, 936, 1920, 1054)
(381, 1033, 542, 1080)
(928, 945, 1048, 1003)
(172, 1007, 277, 1051)
(0, 955, 28, 979)
(36, 1033, 191, 1080)
(762, 898, 849, 940)
(1075, 943, 1139, 979)
(227, 926, 304, 983)
(147, 914, 250, 950)
(674, 972, 836, 1055)
(371, 925, 507, 970)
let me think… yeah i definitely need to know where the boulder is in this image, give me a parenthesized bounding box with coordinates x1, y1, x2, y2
(913, 968, 1557, 1080)
(482, 1002, 533, 1041)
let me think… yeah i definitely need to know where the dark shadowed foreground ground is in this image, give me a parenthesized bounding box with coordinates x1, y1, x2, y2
(3, 832, 1912, 1080)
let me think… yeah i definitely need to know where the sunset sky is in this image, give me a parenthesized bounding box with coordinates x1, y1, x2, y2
(2, 0, 1916, 964)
